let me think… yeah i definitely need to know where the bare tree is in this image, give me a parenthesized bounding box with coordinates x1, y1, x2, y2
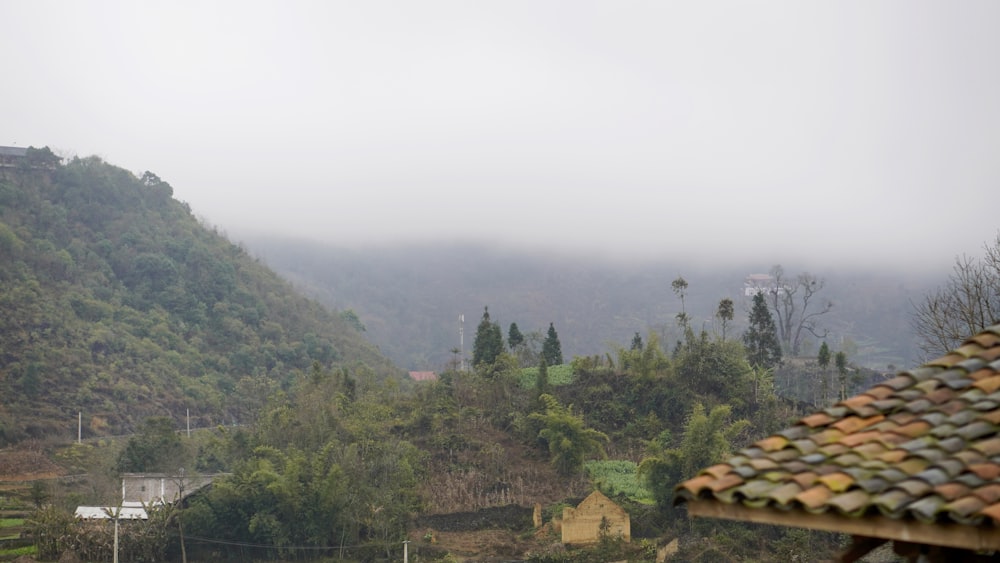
(912, 234, 1000, 358)
(767, 265, 833, 356)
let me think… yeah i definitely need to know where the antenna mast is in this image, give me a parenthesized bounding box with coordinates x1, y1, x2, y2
(459, 314, 465, 371)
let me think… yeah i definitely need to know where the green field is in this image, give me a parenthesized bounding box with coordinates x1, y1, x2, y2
(0, 545, 36, 558)
(517, 364, 575, 388)
(584, 460, 655, 504)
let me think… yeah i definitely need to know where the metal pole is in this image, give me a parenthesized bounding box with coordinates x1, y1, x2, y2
(77, 412, 81, 444)
(113, 509, 119, 563)
(403, 540, 409, 563)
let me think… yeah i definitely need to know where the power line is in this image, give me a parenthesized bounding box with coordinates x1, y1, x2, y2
(182, 534, 372, 551)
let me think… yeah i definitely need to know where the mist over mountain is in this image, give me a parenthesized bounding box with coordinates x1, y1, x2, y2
(240, 234, 940, 372)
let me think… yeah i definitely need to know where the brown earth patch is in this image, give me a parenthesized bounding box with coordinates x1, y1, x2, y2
(0, 445, 63, 481)
(408, 528, 555, 562)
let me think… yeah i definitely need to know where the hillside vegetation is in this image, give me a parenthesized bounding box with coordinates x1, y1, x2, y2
(0, 151, 400, 444)
(1, 150, 882, 561)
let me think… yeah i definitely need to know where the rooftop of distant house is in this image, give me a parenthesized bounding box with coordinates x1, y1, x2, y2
(408, 371, 438, 382)
(0, 146, 28, 157)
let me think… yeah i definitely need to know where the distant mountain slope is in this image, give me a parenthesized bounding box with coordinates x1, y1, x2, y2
(241, 235, 929, 372)
(0, 151, 400, 444)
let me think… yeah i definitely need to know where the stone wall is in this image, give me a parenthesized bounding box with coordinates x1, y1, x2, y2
(121, 473, 219, 503)
(561, 491, 630, 545)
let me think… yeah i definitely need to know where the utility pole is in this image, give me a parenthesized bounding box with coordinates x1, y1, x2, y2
(177, 467, 187, 563)
(112, 506, 120, 563)
(77, 412, 82, 444)
(403, 540, 409, 563)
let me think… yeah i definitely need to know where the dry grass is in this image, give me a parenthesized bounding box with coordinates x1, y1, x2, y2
(0, 442, 63, 481)
(421, 425, 589, 514)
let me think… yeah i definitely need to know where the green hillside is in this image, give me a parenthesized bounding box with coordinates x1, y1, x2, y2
(0, 149, 401, 444)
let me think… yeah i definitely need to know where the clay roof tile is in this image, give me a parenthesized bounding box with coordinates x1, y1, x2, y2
(866, 386, 896, 400)
(970, 333, 1000, 348)
(979, 502, 1000, 524)
(973, 376, 1000, 394)
(933, 482, 971, 501)
(929, 353, 966, 368)
(926, 387, 956, 405)
(827, 490, 871, 516)
(833, 414, 885, 434)
(840, 431, 881, 448)
(878, 449, 907, 464)
(707, 473, 743, 493)
(971, 483, 1000, 504)
(894, 421, 932, 439)
(972, 437, 1000, 457)
(677, 474, 715, 496)
(840, 395, 875, 411)
(978, 346, 1000, 362)
(966, 463, 1000, 481)
(854, 441, 888, 459)
(795, 485, 835, 510)
(945, 495, 986, 519)
(818, 472, 855, 493)
(978, 410, 1000, 425)
(791, 471, 820, 488)
(800, 413, 834, 428)
(755, 436, 789, 452)
(674, 323, 1000, 535)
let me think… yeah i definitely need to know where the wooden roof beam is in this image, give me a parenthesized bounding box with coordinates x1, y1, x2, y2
(685, 499, 1000, 553)
(839, 536, 887, 563)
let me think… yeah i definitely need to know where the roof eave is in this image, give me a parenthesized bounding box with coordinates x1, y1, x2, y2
(684, 498, 1000, 552)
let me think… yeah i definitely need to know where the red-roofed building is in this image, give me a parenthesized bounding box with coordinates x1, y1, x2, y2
(408, 371, 438, 382)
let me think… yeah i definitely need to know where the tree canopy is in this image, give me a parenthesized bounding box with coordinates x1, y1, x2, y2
(744, 292, 783, 370)
(766, 265, 833, 355)
(508, 322, 525, 350)
(472, 306, 504, 368)
(542, 322, 563, 365)
(529, 394, 608, 475)
(0, 153, 399, 442)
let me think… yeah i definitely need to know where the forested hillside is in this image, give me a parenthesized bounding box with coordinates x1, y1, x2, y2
(0, 149, 930, 562)
(0, 150, 400, 444)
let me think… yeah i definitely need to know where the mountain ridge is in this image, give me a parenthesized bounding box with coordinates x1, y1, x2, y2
(0, 151, 400, 444)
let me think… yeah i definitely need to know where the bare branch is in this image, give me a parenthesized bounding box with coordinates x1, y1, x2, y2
(767, 266, 832, 355)
(912, 234, 1000, 359)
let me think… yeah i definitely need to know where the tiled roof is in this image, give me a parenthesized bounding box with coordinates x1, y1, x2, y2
(0, 146, 27, 157)
(408, 371, 438, 382)
(676, 324, 1000, 532)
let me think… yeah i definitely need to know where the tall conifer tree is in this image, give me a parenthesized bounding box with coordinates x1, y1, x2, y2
(472, 306, 503, 367)
(542, 322, 563, 365)
(508, 322, 525, 350)
(743, 292, 782, 369)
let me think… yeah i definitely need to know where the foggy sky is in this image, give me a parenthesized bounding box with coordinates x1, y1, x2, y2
(3, 2, 999, 273)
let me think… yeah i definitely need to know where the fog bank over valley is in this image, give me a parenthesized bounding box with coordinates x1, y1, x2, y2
(2, 2, 999, 274)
